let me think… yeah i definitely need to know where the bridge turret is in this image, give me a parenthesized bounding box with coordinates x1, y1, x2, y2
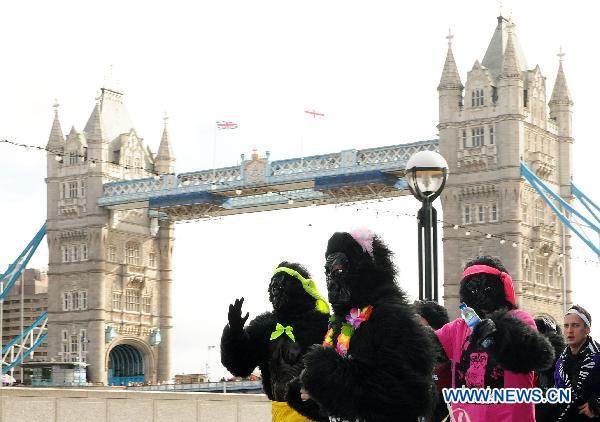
(549, 50, 574, 226)
(439, 15, 571, 322)
(47, 100, 65, 175)
(437, 30, 463, 124)
(496, 27, 524, 116)
(155, 113, 175, 174)
(549, 51, 573, 140)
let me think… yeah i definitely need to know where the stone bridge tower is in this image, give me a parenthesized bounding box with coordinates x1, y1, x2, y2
(45, 88, 175, 384)
(438, 17, 573, 322)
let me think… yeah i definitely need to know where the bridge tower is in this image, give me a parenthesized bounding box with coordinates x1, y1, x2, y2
(45, 89, 175, 384)
(438, 17, 573, 322)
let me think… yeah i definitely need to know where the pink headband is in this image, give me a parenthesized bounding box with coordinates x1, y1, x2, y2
(462, 264, 516, 306)
(350, 228, 374, 257)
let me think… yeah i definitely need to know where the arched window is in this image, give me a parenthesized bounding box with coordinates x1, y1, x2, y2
(125, 242, 140, 265)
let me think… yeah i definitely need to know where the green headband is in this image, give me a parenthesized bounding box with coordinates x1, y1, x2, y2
(273, 267, 330, 314)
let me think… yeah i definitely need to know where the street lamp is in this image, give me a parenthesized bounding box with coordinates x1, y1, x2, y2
(405, 150, 449, 302)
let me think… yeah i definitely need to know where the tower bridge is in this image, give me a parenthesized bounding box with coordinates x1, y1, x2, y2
(98, 140, 437, 220)
(0, 15, 580, 387)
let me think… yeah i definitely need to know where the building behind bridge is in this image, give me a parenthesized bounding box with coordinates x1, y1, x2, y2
(1, 268, 49, 382)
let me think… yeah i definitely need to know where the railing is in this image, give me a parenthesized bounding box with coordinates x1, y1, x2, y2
(179, 166, 242, 187)
(98, 140, 438, 207)
(129, 380, 263, 393)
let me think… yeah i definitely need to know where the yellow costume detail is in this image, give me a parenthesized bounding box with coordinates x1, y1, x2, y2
(271, 401, 312, 422)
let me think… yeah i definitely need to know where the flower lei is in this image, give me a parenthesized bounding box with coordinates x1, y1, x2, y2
(323, 305, 373, 357)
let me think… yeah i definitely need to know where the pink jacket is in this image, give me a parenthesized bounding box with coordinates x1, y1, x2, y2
(435, 309, 537, 422)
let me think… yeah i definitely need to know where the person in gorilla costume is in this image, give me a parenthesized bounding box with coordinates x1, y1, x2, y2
(534, 316, 566, 422)
(414, 300, 451, 422)
(287, 230, 436, 422)
(221, 261, 330, 422)
(435, 256, 555, 422)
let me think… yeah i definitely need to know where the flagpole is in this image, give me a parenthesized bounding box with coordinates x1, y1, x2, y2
(302, 109, 325, 158)
(212, 123, 218, 184)
(300, 109, 305, 158)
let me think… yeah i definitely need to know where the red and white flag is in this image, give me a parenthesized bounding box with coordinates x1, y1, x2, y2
(304, 108, 325, 119)
(216, 121, 239, 130)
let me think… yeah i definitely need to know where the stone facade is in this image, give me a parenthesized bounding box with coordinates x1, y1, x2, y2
(45, 89, 176, 384)
(438, 16, 573, 322)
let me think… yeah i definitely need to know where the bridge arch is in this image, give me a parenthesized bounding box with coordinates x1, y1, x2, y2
(105, 338, 156, 386)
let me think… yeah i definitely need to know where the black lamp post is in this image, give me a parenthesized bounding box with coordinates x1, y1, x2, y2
(406, 150, 448, 302)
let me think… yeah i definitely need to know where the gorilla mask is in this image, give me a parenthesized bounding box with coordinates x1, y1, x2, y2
(459, 256, 515, 318)
(325, 251, 353, 314)
(325, 231, 399, 316)
(268, 262, 316, 316)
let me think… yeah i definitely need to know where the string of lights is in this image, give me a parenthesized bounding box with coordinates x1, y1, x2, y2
(2, 138, 598, 266)
(0, 138, 159, 175)
(332, 198, 600, 266)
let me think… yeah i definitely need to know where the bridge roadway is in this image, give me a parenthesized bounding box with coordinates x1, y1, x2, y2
(98, 140, 438, 221)
(126, 380, 263, 394)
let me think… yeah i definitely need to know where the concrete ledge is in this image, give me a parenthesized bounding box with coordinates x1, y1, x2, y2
(0, 387, 271, 422)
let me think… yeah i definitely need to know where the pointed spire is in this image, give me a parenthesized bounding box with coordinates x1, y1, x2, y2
(155, 112, 176, 174)
(84, 96, 104, 141)
(83, 88, 134, 142)
(157, 112, 174, 159)
(472, 59, 483, 70)
(438, 29, 463, 90)
(482, 16, 528, 81)
(500, 23, 522, 79)
(550, 47, 573, 105)
(47, 99, 64, 147)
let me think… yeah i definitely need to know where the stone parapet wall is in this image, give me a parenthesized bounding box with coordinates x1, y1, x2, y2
(0, 387, 271, 422)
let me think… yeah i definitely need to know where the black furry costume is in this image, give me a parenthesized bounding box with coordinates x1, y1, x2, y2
(220, 261, 330, 421)
(414, 301, 451, 422)
(434, 256, 555, 421)
(534, 317, 566, 422)
(287, 231, 436, 422)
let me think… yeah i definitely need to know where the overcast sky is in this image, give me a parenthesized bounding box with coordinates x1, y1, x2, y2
(1, 0, 599, 380)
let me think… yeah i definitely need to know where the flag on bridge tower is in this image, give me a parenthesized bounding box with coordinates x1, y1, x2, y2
(304, 108, 325, 119)
(216, 121, 239, 130)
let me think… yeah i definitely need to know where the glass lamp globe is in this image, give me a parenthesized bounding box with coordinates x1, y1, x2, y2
(405, 151, 449, 200)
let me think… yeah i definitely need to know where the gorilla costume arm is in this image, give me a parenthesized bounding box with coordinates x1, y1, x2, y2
(474, 310, 555, 374)
(298, 304, 435, 422)
(220, 311, 275, 377)
(286, 377, 329, 422)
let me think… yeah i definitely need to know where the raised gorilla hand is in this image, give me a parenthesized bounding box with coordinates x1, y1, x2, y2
(228, 297, 249, 333)
(471, 318, 496, 348)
